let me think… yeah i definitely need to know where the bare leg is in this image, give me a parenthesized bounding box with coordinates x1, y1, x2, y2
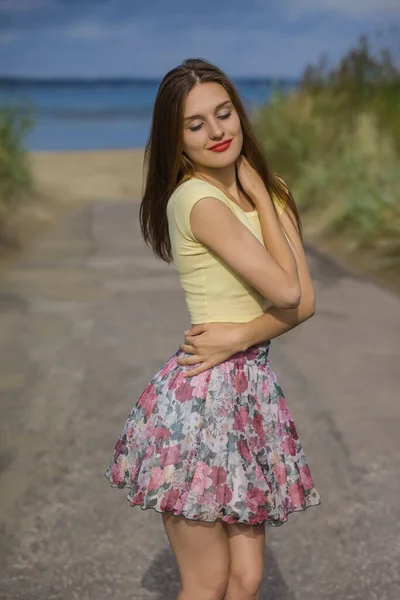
(162, 512, 231, 600)
(223, 522, 266, 600)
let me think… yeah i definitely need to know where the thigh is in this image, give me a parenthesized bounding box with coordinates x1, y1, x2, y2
(226, 522, 266, 580)
(162, 513, 230, 588)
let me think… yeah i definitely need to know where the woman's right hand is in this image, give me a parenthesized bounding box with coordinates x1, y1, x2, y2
(235, 154, 270, 203)
(177, 322, 246, 377)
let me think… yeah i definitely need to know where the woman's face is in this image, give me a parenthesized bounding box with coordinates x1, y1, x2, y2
(182, 82, 243, 170)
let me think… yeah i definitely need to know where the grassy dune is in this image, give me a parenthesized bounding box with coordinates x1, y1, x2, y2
(0, 106, 36, 245)
(254, 35, 400, 289)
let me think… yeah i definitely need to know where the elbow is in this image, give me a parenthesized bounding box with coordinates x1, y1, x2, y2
(275, 283, 302, 309)
(282, 293, 301, 309)
(299, 291, 316, 320)
(303, 293, 316, 318)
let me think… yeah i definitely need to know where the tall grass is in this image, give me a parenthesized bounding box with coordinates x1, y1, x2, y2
(254, 34, 400, 275)
(0, 105, 35, 245)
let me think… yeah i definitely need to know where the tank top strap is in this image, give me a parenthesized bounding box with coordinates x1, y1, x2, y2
(218, 192, 240, 218)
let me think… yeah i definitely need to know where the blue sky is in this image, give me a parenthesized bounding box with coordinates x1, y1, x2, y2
(0, 0, 399, 78)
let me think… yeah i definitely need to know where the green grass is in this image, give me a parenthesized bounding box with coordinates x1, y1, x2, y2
(0, 106, 34, 211)
(0, 105, 35, 245)
(253, 34, 400, 274)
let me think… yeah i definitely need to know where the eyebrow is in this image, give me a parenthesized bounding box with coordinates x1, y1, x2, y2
(184, 100, 232, 122)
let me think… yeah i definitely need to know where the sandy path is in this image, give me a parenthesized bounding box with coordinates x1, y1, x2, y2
(0, 196, 399, 599)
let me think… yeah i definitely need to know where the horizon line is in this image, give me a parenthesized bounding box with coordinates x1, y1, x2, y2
(0, 74, 299, 83)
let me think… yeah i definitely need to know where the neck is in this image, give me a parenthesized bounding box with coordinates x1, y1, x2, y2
(193, 163, 238, 195)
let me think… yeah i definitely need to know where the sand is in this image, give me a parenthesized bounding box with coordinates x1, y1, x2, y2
(28, 148, 146, 203)
(0, 149, 146, 269)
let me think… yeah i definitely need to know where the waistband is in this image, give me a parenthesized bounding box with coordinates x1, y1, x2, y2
(178, 340, 271, 368)
(227, 340, 271, 366)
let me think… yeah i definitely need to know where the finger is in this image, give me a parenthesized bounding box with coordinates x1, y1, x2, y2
(179, 343, 196, 354)
(178, 354, 203, 365)
(185, 324, 206, 336)
(184, 335, 198, 347)
(184, 363, 212, 378)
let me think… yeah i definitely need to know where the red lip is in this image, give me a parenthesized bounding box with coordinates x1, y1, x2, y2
(209, 139, 233, 152)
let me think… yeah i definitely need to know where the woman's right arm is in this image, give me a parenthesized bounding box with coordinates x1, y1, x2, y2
(190, 196, 300, 309)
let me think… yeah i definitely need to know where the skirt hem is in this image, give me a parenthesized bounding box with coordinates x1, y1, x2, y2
(105, 473, 322, 527)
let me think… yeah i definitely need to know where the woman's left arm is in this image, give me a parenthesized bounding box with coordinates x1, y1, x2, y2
(178, 200, 316, 377)
(235, 196, 315, 349)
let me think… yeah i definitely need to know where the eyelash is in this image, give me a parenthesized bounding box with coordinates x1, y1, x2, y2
(189, 112, 231, 132)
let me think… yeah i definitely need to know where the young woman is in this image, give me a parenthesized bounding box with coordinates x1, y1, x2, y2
(105, 58, 321, 600)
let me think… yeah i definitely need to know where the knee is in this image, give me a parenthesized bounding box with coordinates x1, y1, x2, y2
(228, 567, 263, 596)
(180, 575, 228, 600)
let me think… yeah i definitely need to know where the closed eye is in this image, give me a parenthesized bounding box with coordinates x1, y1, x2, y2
(189, 112, 231, 132)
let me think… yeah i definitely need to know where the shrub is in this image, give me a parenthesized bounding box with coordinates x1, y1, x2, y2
(0, 105, 35, 220)
(252, 34, 400, 273)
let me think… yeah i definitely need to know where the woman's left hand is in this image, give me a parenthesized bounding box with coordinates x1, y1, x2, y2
(178, 323, 245, 377)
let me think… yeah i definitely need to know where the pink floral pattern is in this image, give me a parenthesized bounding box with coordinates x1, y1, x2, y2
(104, 342, 321, 526)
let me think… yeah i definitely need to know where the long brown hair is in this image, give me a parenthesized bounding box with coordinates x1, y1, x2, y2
(139, 58, 302, 263)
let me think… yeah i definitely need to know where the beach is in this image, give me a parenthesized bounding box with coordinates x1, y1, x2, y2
(1, 15, 399, 597)
(0, 149, 146, 270)
(28, 148, 146, 203)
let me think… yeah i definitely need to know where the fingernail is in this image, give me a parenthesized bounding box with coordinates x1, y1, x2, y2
(184, 330, 189, 334)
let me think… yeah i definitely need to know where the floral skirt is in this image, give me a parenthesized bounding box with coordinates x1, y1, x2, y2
(104, 341, 321, 526)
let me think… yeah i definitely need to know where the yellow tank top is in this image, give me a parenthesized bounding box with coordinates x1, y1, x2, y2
(166, 177, 286, 325)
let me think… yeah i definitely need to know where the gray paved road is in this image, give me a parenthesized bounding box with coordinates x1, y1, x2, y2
(1, 200, 399, 600)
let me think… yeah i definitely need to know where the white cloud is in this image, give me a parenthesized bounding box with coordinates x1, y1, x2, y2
(284, 0, 400, 19)
(0, 31, 18, 43)
(0, 0, 47, 11)
(64, 23, 118, 40)
(1, 17, 152, 44)
(50, 18, 152, 40)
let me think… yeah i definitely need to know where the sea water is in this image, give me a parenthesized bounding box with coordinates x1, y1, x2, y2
(0, 78, 297, 151)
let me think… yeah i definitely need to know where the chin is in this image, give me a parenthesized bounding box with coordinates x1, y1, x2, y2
(207, 146, 239, 167)
(206, 158, 234, 170)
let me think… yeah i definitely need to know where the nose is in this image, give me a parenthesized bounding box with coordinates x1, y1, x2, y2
(208, 118, 224, 140)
